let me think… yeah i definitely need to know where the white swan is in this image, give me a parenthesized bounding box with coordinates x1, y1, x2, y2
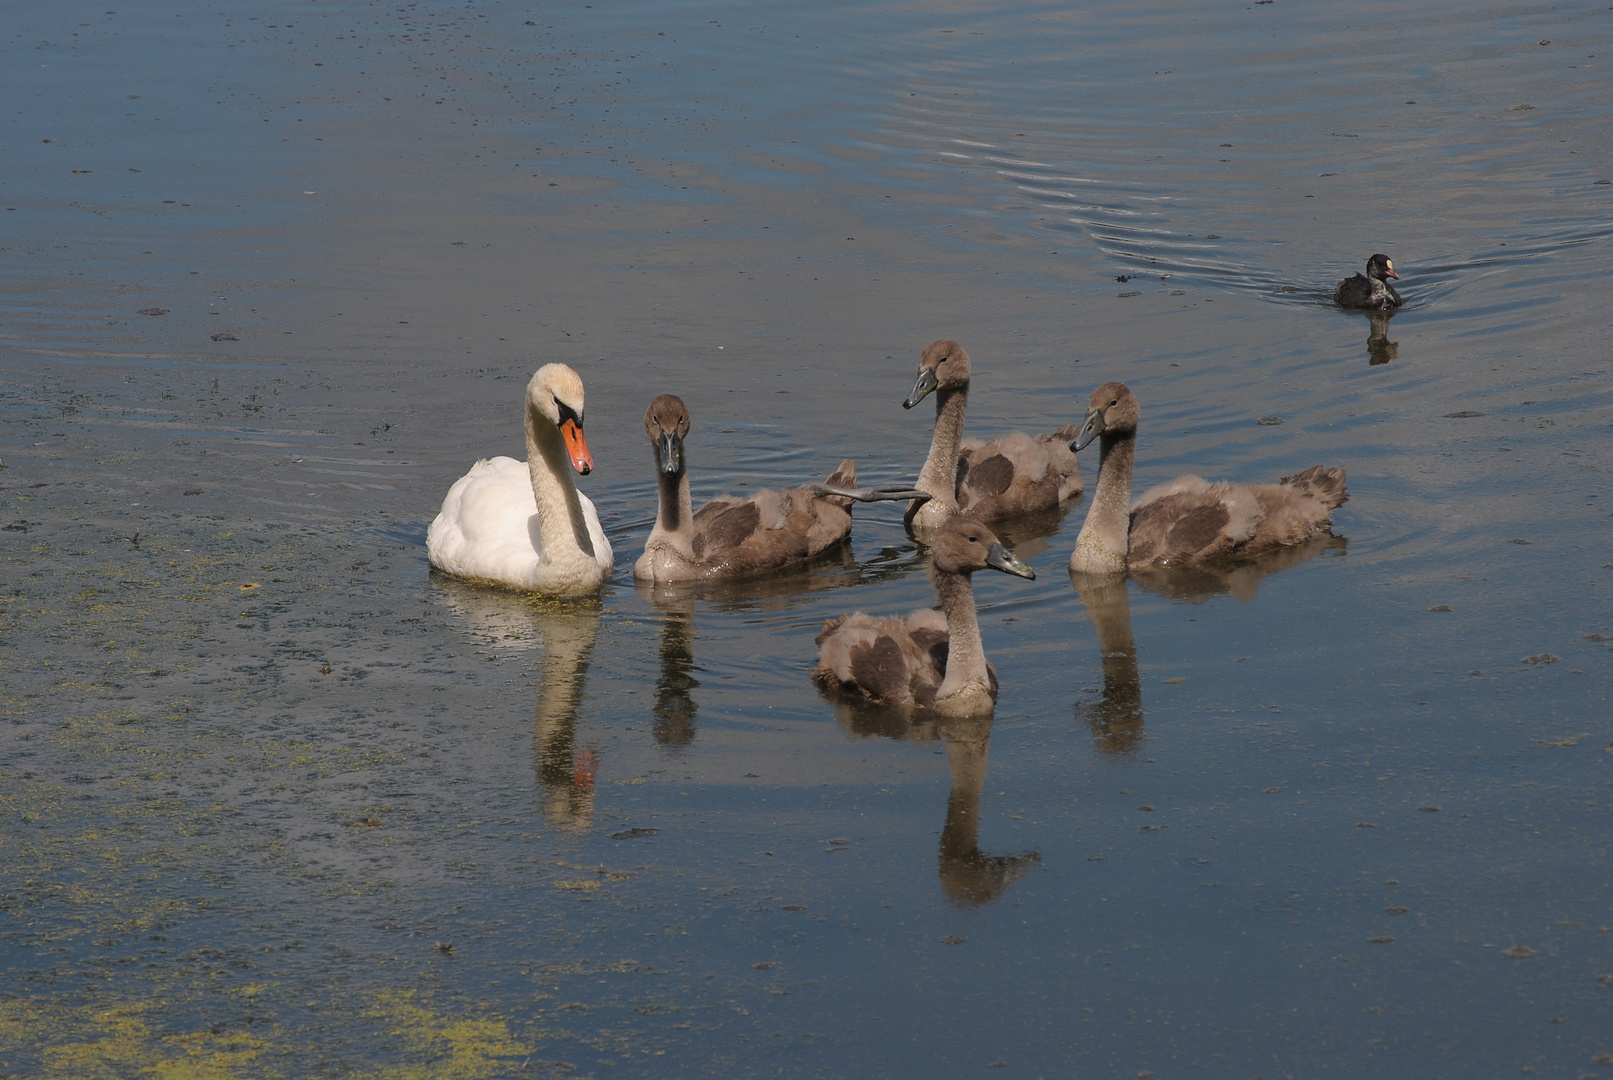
(426, 363, 614, 594)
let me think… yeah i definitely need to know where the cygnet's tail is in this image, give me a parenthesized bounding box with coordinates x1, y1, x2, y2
(820, 459, 858, 509)
(1280, 465, 1348, 509)
(814, 613, 853, 647)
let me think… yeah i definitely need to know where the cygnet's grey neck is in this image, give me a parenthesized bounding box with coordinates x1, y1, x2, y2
(1069, 427, 1134, 574)
(932, 566, 988, 703)
(910, 384, 967, 528)
(920, 385, 967, 502)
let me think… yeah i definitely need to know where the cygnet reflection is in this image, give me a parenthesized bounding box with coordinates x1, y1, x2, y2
(636, 583, 702, 747)
(1068, 572, 1144, 755)
(958, 499, 1079, 556)
(636, 547, 868, 748)
(1128, 535, 1346, 605)
(830, 701, 1040, 908)
(1070, 536, 1346, 755)
(936, 712, 1041, 907)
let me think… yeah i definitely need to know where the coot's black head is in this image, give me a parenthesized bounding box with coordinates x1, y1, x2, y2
(1366, 253, 1399, 282)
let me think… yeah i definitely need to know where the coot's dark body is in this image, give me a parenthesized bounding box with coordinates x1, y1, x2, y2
(1334, 253, 1402, 310)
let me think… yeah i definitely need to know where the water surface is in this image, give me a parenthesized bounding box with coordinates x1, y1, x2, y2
(3, 1, 1611, 1077)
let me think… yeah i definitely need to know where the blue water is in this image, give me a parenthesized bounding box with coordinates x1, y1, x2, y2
(3, 1, 1611, 1077)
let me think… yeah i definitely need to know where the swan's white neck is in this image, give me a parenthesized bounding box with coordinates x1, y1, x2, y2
(910, 384, 966, 528)
(933, 566, 993, 714)
(1069, 428, 1134, 574)
(525, 398, 599, 574)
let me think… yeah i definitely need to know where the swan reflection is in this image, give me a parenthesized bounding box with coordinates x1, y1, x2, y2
(431, 576, 601, 829)
(527, 601, 603, 829)
(829, 701, 1040, 908)
(971, 499, 1079, 556)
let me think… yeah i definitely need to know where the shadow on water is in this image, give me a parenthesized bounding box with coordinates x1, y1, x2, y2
(826, 698, 1040, 908)
(1070, 536, 1346, 755)
(430, 575, 603, 828)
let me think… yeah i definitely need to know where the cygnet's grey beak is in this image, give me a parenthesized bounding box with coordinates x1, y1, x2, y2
(657, 429, 683, 474)
(903, 367, 939, 410)
(985, 543, 1035, 580)
(1071, 408, 1105, 452)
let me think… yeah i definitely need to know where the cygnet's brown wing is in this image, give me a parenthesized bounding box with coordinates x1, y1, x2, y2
(812, 609, 947, 710)
(688, 459, 858, 576)
(1131, 468, 1346, 566)
(1128, 478, 1261, 567)
(776, 459, 857, 554)
(690, 498, 762, 562)
(954, 428, 1082, 521)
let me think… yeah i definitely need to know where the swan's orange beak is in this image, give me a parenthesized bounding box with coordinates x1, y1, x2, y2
(561, 417, 593, 475)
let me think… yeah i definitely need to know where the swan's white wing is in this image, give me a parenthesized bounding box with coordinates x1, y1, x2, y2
(426, 457, 545, 586)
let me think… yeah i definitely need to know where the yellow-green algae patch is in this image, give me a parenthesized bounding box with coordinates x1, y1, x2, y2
(2, 999, 269, 1080)
(364, 990, 533, 1080)
(0, 991, 537, 1079)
